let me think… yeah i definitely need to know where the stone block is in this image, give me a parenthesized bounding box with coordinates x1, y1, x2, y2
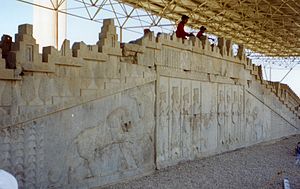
(122, 43, 145, 54)
(22, 62, 55, 73)
(0, 68, 19, 80)
(104, 79, 121, 89)
(0, 52, 5, 69)
(133, 32, 157, 49)
(18, 24, 33, 36)
(42, 46, 58, 62)
(80, 89, 97, 97)
(218, 37, 226, 56)
(226, 39, 233, 57)
(98, 19, 122, 56)
(15, 35, 36, 44)
(51, 96, 77, 105)
(60, 39, 72, 57)
(72, 42, 108, 61)
(0, 81, 12, 106)
(237, 44, 245, 60)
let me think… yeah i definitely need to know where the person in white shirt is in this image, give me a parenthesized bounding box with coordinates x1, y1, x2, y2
(0, 169, 18, 189)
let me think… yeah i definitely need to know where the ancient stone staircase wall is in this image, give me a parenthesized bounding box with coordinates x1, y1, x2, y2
(0, 19, 299, 188)
(143, 32, 300, 168)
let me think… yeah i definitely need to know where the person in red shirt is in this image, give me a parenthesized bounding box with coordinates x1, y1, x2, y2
(196, 26, 207, 39)
(176, 15, 193, 39)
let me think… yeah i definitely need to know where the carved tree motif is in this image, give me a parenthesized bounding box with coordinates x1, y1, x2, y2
(24, 124, 37, 188)
(10, 126, 25, 189)
(0, 128, 12, 170)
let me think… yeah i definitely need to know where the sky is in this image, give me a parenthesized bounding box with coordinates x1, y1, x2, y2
(1, 0, 299, 97)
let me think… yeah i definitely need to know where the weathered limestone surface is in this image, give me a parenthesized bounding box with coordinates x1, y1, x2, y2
(0, 19, 299, 188)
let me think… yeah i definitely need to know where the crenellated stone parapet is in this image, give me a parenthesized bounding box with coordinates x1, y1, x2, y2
(0, 52, 20, 80)
(10, 24, 55, 73)
(72, 41, 107, 62)
(97, 19, 122, 56)
(0, 19, 298, 124)
(0, 20, 157, 127)
(0, 19, 297, 124)
(43, 39, 83, 67)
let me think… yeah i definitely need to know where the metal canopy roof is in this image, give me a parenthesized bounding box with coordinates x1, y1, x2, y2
(119, 0, 300, 57)
(18, 0, 300, 57)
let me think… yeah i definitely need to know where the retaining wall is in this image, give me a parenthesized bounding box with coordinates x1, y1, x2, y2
(0, 19, 299, 188)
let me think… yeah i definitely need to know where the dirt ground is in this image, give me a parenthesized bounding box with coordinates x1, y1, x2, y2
(99, 135, 300, 189)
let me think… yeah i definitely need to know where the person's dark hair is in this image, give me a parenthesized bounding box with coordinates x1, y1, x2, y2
(298, 142, 300, 145)
(144, 28, 151, 34)
(181, 15, 189, 20)
(200, 26, 206, 31)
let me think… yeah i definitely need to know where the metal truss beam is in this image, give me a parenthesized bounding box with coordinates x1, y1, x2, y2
(16, 0, 300, 68)
(117, 0, 300, 57)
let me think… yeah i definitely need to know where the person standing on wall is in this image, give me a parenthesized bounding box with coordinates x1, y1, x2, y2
(196, 26, 207, 39)
(176, 15, 194, 39)
(0, 35, 14, 69)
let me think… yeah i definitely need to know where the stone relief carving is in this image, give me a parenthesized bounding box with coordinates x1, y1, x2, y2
(32, 76, 44, 105)
(0, 128, 12, 171)
(221, 62, 228, 76)
(87, 64, 98, 89)
(233, 89, 243, 145)
(217, 89, 225, 147)
(48, 86, 155, 187)
(159, 91, 169, 125)
(182, 87, 190, 116)
(231, 90, 239, 145)
(158, 90, 169, 161)
(245, 97, 259, 143)
(263, 112, 271, 140)
(126, 94, 144, 120)
(217, 90, 225, 126)
(67, 107, 137, 183)
(191, 88, 201, 154)
(225, 89, 231, 147)
(238, 89, 244, 143)
(180, 51, 190, 70)
(253, 106, 264, 141)
(181, 86, 191, 158)
(42, 84, 154, 188)
(24, 123, 38, 189)
(35, 123, 46, 188)
(245, 97, 252, 143)
(38, 77, 52, 104)
(170, 86, 181, 159)
(10, 126, 25, 189)
(21, 77, 36, 105)
(199, 83, 218, 153)
(192, 88, 201, 117)
(0, 82, 12, 107)
(0, 20, 298, 189)
(201, 110, 214, 151)
(232, 91, 239, 124)
(251, 106, 259, 141)
(0, 107, 8, 116)
(0, 122, 46, 189)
